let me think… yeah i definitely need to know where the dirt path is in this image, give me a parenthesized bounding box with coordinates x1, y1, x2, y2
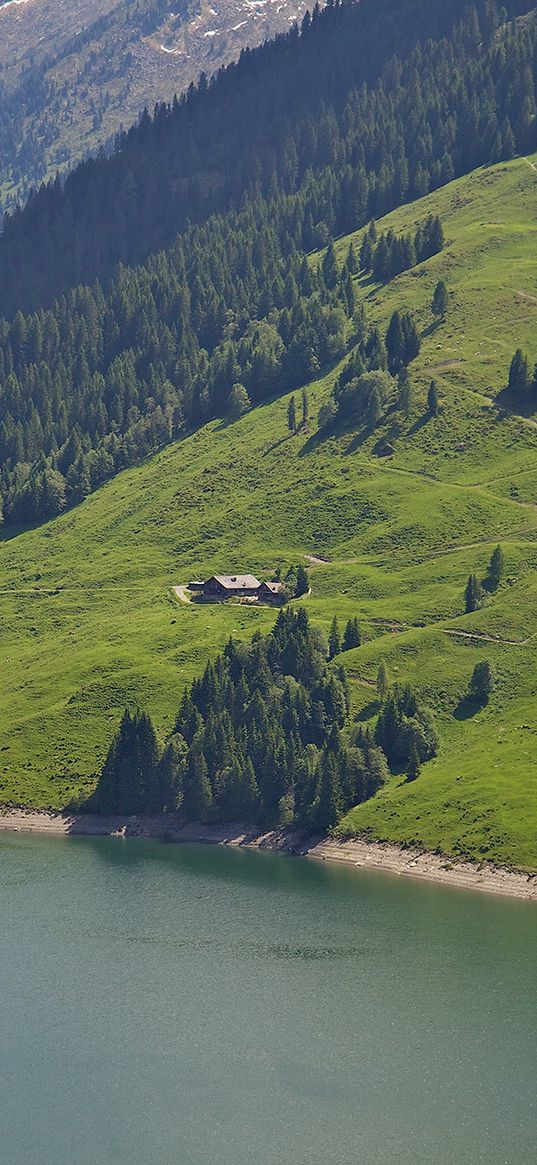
(523, 156, 537, 173)
(441, 627, 536, 648)
(305, 554, 331, 565)
(173, 584, 191, 603)
(516, 289, 537, 304)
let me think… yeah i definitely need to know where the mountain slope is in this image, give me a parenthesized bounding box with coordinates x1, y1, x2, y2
(0, 0, 313, 215)
(3, 0, 535, 317)
(1, 154, 537, 867)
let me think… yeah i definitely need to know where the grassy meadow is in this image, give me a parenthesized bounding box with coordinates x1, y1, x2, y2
(2, 153, 537, 866)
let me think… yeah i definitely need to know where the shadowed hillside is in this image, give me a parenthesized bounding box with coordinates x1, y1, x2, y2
(0, 0, 314, 215)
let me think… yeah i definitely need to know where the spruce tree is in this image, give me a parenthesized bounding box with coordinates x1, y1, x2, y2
(406, 746, 421, 781)
(386, 310, 406, 374)
(344, 272, 356, 317)
(183, 738, 213, 822)
(427, 380, 439, 416)
(301, 386, 309, 427)
(508, 349, 529, 397)
(328, 616, 341, 660)
(487, 545, 504, 591)
(346, 241, 359, 275)
(93, 708, 160, 815)
(465, 574, 483, 613)
(322, 241, 339, 290)
(295, 564, 309, 597)
(377, 662, 389, 703)
(312, 753, 342, 832)
(397, 367, 412, 418)
(431, 280, 448, 319)
(367, 385, 382, 427)
(287, 396, 297, 434)
(469, 660, 496, 704)
(343, 617, 361, 651)
(401, 312, 420, 364)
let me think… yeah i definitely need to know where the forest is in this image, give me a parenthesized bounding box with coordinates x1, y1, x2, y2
(91, 609, 438, 829)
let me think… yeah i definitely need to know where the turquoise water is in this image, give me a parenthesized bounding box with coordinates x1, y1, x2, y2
(0, 834, 535, 1164)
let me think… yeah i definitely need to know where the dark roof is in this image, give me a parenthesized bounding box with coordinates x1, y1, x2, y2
(210, 574, 261, 590)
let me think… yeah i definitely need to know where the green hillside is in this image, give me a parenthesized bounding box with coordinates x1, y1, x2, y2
(2, 153, 537, 867)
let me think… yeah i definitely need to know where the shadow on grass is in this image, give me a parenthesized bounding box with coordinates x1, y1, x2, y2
(355, 699, 380, 722)
(494, 386, 537, 420)
(420, 319, 443, 340)
(344, 424, 374, 455)
(408, 412, 431, 436)
(453, 694, 484, 721)
(297, 426, 329, 457)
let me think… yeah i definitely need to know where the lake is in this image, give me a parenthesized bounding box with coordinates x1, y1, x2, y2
(0, 834, 535, 1164)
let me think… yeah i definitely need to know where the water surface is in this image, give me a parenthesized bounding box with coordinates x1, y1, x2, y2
(0, 834, 535, 1164)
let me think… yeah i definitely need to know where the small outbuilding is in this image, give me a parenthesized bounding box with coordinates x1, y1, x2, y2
(257, 581, 286, 604)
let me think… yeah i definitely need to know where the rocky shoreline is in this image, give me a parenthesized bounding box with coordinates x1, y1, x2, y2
(0, 808, 536, 900)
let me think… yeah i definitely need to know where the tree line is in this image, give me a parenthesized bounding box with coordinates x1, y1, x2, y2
(318, 304, 422, 432)
(0, 208, 354, 525)
(359, 215, 444, 282)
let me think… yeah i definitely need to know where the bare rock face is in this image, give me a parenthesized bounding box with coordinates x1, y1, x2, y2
(0, 0, 319, 213)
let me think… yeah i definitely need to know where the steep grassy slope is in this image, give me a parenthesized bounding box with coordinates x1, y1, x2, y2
(1, 154, 537, 865)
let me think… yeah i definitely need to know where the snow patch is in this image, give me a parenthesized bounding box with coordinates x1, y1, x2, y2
(203, 28, 218, 36)
(232, 18, 248, 28)
(0, 0, 33, 10)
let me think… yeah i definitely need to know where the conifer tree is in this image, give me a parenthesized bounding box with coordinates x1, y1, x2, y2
(328, 616, 341, 660)
(427, 380, 439, 416)
(183, 738, 213, 822)
(465, 573, 483, 613)
(301, 386, 309, 427)
(344, 272, 356, 317)
(322, 241, 339, 290)
(469, 660, 496, 704)
(397, 367, 412, 418)
(93, 709, 160, 815)
(406, 746, 421, 781)
(377, 662, 389, 704)
(295, 563, 309, 597)
(386, 310, 406, 374)
(431, 280, 449, 319)
(312, 753, 342, 831)
(287, 396, 297, 434)
(343, 617, 361, 651)
(487, 544, 504, 591)
(346, 241, 359, 275)
(508, 349, 529, 397)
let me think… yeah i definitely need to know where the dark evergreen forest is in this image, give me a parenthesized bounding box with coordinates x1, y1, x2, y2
(0, 0, 536, 524)
(92, 608, 438, 828)
(1, 0, 535, 316)
(91, 609, 385, 828)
